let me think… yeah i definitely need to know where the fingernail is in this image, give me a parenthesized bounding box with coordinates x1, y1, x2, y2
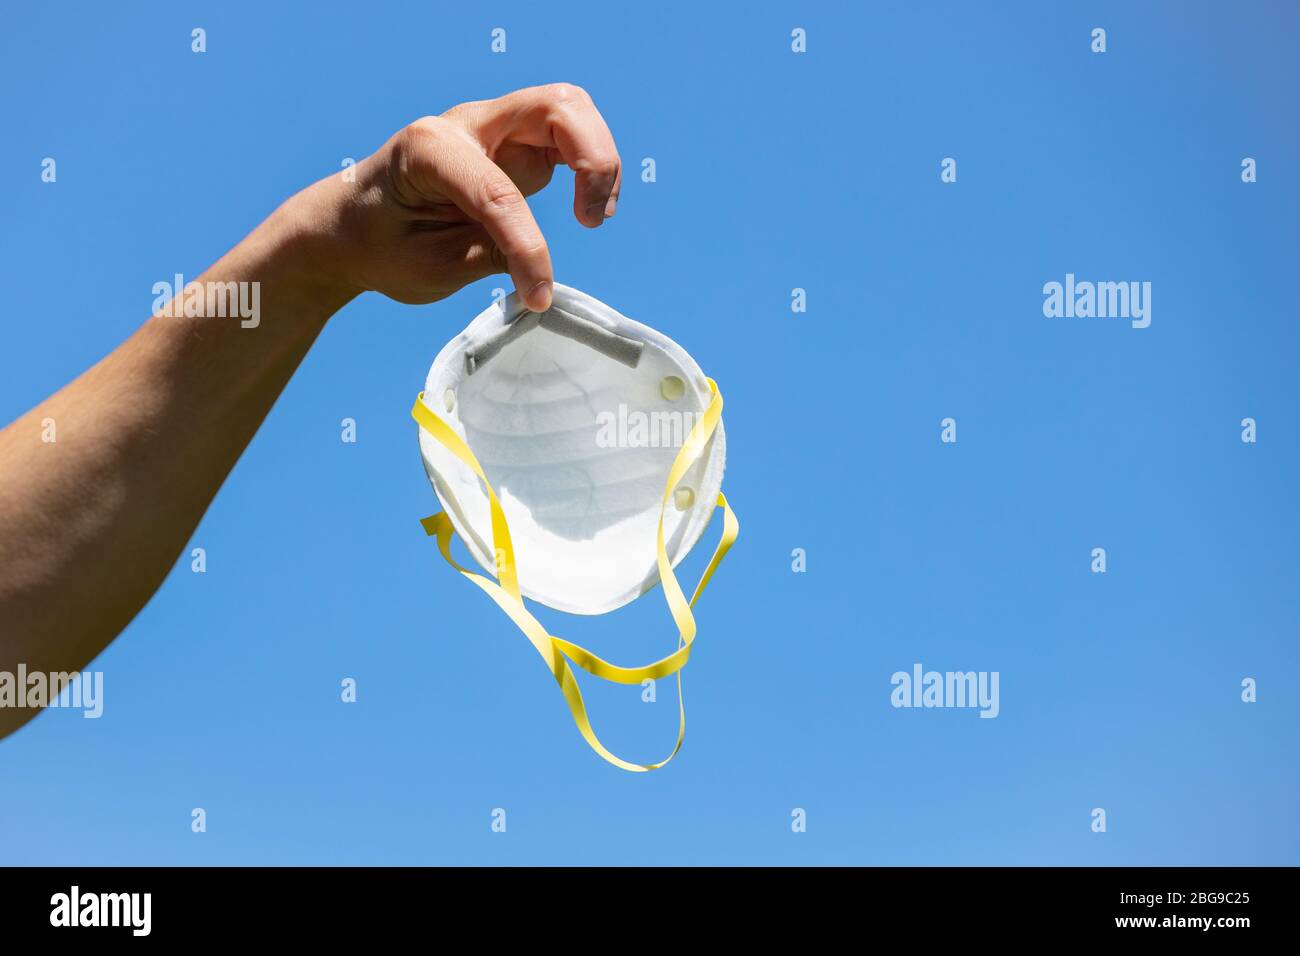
(604, 197, 617, 218)
(526, 280, 553, 312)
(585, 200, 608, 225)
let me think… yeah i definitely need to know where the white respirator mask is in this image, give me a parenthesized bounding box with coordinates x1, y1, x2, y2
(412, 283, 738, 771)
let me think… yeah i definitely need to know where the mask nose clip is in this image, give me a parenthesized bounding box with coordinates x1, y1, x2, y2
(464, 302, 645, 376)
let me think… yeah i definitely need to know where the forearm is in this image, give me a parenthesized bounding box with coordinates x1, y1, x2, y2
(0, 174, 357, 738)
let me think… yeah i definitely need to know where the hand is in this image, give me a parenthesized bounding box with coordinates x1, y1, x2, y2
(330, 83, 622, 311)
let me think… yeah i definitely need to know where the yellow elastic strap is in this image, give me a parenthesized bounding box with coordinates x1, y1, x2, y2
(411, 380, 738, 771)
(410, 393, 520, 599)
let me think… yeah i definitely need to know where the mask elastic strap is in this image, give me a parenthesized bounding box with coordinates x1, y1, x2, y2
(411, 380, 738, 771)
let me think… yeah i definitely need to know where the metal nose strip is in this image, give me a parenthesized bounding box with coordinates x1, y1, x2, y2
(465, 305, 644, 376)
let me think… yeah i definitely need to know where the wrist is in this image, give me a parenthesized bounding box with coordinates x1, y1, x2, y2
(261, 172, 368, 321)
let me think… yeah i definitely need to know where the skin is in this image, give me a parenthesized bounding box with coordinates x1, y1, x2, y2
(0, 83, 622, 741)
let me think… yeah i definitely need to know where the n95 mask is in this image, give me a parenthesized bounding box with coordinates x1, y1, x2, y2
(411, 283, 738, 771)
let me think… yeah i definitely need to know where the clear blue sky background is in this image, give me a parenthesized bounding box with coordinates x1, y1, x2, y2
(2, 1, 1297, 865)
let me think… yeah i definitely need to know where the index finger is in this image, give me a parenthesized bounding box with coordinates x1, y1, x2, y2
(472, 83, 622, 228)
(399, 118, 554, 311)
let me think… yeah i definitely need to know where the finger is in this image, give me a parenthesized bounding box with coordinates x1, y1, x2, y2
(402, 118, 553, 311)
(474, 84, 621, 228)
(437, 223, 510, 290)
(606, 159, 622, 218)
(493, 142, 556, 198)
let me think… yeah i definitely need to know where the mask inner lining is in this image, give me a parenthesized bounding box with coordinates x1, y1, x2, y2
(447, 322, 710, 612)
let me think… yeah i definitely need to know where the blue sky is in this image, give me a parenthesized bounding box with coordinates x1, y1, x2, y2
(1, 0, 1297, 865)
